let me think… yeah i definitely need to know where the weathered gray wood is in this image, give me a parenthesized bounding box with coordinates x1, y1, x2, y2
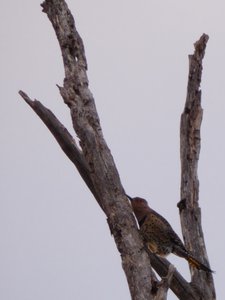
(18, 1, 216, 299)
(149, 253, 197, 300)
(179, 34, 216, 299)
(155, 265, 175, 300)
(18, 91, 98, 202)
(39, 1, 154, 299)
(19, 90, 201, 299)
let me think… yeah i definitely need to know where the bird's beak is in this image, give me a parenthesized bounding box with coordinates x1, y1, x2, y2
(125, 194, 133, 201)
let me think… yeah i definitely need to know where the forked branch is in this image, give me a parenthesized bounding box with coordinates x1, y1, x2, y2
(19, 1, 215, 299)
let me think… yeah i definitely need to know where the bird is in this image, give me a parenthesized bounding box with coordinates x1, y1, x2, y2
(126, 195, 213, 273)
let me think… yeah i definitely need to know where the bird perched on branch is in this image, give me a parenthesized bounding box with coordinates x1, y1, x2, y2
(126, 195, 213, 273)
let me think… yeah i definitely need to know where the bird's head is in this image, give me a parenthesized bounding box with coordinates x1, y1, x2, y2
(126, 195, 151, 222)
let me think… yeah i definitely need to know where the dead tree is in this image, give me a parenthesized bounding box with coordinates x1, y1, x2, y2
(178, 34, 216, 299)
(19, 1, 216, 299)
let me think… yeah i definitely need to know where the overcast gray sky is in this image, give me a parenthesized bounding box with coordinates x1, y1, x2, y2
(1, 1, 224, 299)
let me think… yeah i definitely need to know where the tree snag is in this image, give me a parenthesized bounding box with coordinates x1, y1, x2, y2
(178, 33, 216, 299)
(19, 1, 215, 299)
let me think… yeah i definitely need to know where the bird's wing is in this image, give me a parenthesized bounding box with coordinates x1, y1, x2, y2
(149, 209, 187, 253)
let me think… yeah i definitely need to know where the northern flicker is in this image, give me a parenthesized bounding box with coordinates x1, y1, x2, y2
(127, 195, 213, 273)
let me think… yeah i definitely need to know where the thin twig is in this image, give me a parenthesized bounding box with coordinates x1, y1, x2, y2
(155, 264, 175, 300)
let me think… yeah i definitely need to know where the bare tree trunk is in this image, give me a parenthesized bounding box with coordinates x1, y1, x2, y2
(178, 34, 216, 300)
(18, 1, 216, 299)
(30, 1, 154, 299)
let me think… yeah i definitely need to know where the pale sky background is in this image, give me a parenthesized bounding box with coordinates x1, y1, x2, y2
(1, 1, 225, 299)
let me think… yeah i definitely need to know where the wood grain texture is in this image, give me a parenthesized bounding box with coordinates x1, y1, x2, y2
(179, 33, 216, 299)
(19, 2, 216, 298)
(40, 1, 154, 299)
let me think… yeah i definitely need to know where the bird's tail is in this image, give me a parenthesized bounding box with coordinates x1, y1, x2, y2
(187, 255, 214, 273)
